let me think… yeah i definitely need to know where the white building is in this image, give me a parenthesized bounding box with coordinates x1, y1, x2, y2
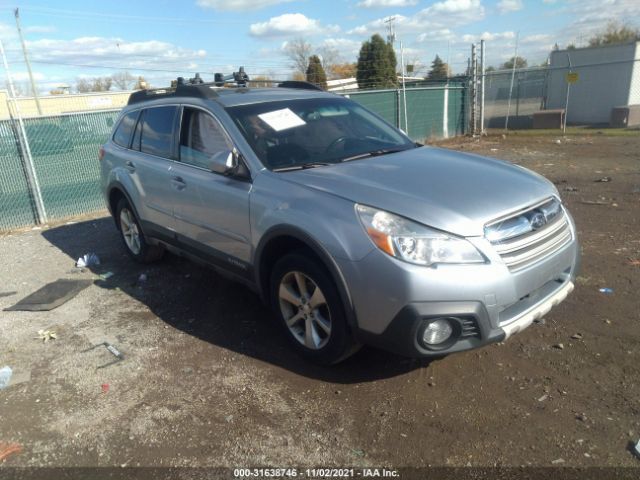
(546, 41, 640, 124)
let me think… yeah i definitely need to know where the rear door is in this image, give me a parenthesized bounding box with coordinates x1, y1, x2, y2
(128, 105, 179, 237)
(169, 105, 252, 269)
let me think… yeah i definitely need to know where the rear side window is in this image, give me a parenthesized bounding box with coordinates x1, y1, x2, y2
(179, 107, 232, 169)
(112, 111, 138, 148)
(140, 106, 177, 158)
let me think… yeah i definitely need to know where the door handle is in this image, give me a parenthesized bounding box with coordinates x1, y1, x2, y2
(125, 161, 136, 172)
(171, 175, 186, 190)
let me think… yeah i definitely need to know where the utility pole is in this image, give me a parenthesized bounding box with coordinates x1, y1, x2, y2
(14, 8, 42, 115)
(384, 16, 396, 44)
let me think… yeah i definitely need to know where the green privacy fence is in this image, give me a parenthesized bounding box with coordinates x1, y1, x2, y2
(0, 110, 119, 230)
(0, 85, 468, 231)
(342, 83, 467, 141)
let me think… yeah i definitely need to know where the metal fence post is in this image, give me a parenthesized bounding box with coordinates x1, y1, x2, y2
(0, 39, 47, 224)
(479, 40, 486, 135)
(395, 88, 401, 128)
(442, 84, 449, 139)
(471, 43, 477, 135)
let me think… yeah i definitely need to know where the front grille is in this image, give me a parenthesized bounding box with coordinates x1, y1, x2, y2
(460, 317, 481, 339)
(486, 198, 573, 271)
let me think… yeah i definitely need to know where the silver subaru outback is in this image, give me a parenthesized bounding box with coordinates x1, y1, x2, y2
(100, 79, 580, 364)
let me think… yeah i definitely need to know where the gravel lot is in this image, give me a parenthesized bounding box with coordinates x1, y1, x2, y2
(1, 133, 639, 475)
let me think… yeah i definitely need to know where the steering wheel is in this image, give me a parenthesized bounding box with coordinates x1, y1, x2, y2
(325, 136, 348, 153)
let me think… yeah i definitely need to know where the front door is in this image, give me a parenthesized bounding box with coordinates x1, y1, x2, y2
(170, 106, 252, 271)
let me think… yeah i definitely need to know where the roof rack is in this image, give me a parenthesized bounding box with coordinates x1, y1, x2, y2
(127, 68, 250, 105)
(278, 81, 324, 91)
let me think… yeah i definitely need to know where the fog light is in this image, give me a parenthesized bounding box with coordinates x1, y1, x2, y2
(422, 319, 453, 345)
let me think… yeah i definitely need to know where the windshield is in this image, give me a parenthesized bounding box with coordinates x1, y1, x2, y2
(226, 97, 416, 170)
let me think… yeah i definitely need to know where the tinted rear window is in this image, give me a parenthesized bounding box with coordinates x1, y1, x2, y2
(112, 111, 138, 148)
(140, 106, 177, 158)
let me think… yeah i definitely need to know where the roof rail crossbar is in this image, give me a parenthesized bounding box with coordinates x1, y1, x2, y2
(127, 68, 249, 105)
(278, 81, 324, 91)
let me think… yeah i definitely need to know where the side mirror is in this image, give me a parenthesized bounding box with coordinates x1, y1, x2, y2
(209, 150, 238, 175)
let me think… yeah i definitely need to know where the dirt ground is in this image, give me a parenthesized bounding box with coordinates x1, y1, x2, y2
(0, 133, 639, 475)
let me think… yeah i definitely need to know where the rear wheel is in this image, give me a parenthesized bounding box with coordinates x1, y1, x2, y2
(270, 253, 358, 364)
(116, 198, 164, 263)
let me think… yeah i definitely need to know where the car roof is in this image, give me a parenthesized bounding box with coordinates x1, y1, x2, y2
(126, 85, 337, 111)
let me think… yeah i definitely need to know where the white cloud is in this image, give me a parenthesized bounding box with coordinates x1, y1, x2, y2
(497, 0, 523, 13)
(348, 0, 484, 36)
(357, 0, 418, 8)
(417, 29, 456, 42)
(250, 13, 339, 37)
(461, 31, 515, 43)
(196, 0, 294, 11)
(23, 36, 207, 73)
(321, 38, 363, 57)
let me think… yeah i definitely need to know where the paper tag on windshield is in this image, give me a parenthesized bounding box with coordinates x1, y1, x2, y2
(258, 108, 306, 132)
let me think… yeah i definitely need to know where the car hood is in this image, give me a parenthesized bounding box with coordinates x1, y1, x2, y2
(279, 146, 557, 237)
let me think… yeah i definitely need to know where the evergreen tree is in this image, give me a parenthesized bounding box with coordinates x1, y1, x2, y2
(427, 55, 449, 81)
(305, 55, 328, 90)
(356, 34, 397, 89)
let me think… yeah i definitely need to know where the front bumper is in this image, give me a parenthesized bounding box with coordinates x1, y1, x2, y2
(338, 218, 580, 358)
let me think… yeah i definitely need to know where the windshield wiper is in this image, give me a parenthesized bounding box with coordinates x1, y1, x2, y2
(339, 146, 413, 163)
(272, 162, 333, 172)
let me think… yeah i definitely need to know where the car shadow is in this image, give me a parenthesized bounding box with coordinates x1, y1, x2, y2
(42, 217, 434, 383)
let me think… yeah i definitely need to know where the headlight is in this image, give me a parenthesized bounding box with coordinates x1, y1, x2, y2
(355, 204, 484, 266)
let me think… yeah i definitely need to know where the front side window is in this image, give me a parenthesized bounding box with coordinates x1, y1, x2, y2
(140, 106, 177, 158)
(112, 111, 138, 148)
(179, 107, 232, 169)
(226, 97, 415, 170)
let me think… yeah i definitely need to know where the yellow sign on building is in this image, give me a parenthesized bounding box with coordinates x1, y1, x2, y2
(566, 72, 579, 84)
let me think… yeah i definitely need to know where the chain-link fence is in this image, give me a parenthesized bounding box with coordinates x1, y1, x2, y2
(0, 91, 124, 231)
(480, 46, 640, 131)
(343, 83, 467, 140)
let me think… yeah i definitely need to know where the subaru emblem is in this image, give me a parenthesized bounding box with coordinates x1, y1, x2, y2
(530, 212, 547, 230)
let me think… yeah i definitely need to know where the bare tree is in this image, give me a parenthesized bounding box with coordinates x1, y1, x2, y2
(318, 46, 340, 79)
(111, 71, 136, 90)
(75, 76, 113, 93)
(588, 21, 640, 46)
(283, 38, 312, 75)
(75, 78, 92, 93)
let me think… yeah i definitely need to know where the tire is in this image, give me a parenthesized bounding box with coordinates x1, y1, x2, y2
(115, 198, 164, 263)
(270, 252, 358, 365)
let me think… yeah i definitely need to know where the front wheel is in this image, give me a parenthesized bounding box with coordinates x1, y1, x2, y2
(270, 253, 358, 365)
(116, 198, 164, 263)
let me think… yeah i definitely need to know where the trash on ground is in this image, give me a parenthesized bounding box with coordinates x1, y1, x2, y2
(83, 342, 125, 369)
(351, 449, 365, 457)
(99, 271, 114, 280)
(538, 395, 548, 402)
(594, 176, 612, 183)
(564, 187, 578, 192)
(0, 442, 22, 462)
(628, 259, 640, 267)
(101, 383, 109, 394)
(534, 318, 546, 325)
(633, 439, 640, 459)
(599, 288, 614, 294)
(553, 343, 564, 350)
(580, 200, 610, 206)
(76, 253, 100, 268)
(551, 458, 565, 464)
(0, 366, 12, 389)
(3, 279, 93, 312)
(0, 291, 17, 298)
(554, 139, 562, 145)
(35, 330, 57, 342)
(571, 333, 583, 340)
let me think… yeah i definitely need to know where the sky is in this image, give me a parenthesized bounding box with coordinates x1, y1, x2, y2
(0, 0, 639, 93)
